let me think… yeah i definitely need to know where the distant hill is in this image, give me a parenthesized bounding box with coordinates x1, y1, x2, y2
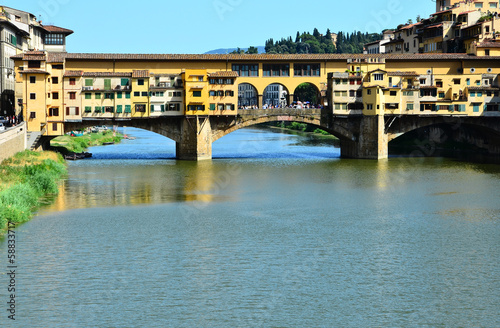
(204, 46, 265, 54)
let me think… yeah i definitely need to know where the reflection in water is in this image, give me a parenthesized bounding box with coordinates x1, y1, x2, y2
(3, 127, 500, 328)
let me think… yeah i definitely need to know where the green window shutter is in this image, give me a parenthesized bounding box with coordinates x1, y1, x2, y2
(126, 92, 131, 99)
(85, 106, 92, 113)
(461, 105, 466, 112)
(436, 105, 440, 111)
(151, 104, 154, 112)
(210, 104, 215, 111)
(104, 79, 111, 90)
(85, 79, 93, 86)
(478, 92, 482, 97)
(95, 93, 101, 99)
(125, 105, 131, 113)
(111, 93, 114, 99)
(85, 93, 91, 99)
(95, 106, 101, 113)
(116, 105, 123, 113)
(161, 105, 165, 112)
(117, 92, 122, 99)
(121, 78, 129, 86)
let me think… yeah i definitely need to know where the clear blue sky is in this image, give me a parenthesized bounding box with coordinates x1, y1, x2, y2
(3, 0, 435, 53)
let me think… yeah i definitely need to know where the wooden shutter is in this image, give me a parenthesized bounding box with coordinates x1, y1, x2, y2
(66, 107, 70, 115)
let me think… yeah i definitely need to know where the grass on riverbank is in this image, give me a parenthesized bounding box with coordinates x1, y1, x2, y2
(273, 122, 338, 138)
(51, 130, 123, 153)
(0, 150, 66, 231)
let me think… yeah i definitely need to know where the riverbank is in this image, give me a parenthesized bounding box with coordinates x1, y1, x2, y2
(51, 129, 123, 154)
(0, 150, 66, 233)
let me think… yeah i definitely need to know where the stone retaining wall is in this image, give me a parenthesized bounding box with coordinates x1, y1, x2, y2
(0, 122, 27, 163)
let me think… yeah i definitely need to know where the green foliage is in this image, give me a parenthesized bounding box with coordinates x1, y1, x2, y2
(0, 154, 67, 229)
(0, 183, 38, 223)
(314, 128, 330, 135)
(262, 29, 381, 54)
(295, 83, 319, 103)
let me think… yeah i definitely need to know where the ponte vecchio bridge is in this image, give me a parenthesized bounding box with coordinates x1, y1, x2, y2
(12, 52, 500, 160)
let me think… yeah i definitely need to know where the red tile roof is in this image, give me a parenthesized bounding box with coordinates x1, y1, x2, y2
(479, 41, 500, 48)
(63, 70, 83, 77)
(41, 25, 74, 35)
(20, 70, 49, 75)
(82, 72, 133, 77)
(132, 70, 149, 78)
(400, 22, 422, 30)
(208, 71, 239, 77)
(387, 71, 419, 76)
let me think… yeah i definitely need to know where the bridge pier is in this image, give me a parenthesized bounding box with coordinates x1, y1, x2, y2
(340, 115, 388, 160)
(176, 117, 213, 161)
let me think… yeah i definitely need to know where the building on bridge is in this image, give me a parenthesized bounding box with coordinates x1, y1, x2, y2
(0, 6, 72, 118)
(10, 51, 500, 160)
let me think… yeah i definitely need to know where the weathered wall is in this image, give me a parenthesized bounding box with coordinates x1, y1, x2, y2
(0, 122, 27, 163)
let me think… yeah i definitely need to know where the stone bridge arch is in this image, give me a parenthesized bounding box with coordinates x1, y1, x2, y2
(386, 115, 500, 155)
(212, 108, 354, 142)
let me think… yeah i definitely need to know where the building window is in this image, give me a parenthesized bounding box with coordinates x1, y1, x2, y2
(30, 93, 36, 100)
(193, 91, 202, 97)
(116, 105, 123, 113)
(28, 61, 41, 69)
(45, 33, 64, 45)
(390, 91, 397, 96)
(136, 104, 146, 112)
(490, 2, 498, 8)
(373, 73, 384, 81)
(141, 92, 148, 97)
(30, 112, 36, 119)
(66, 107, 79, 115)
(126, 92, 131, 99)
(137, 79, 144, 86)
(52, 92, 59, 100)
(95, 106, 102, 113)
(263, 64, 289, 77)
(294, 63, 320, 77)
(367, 89, 372, 95)
(85, 79, 93, 86)
(125, 105, 131, 113)
(105, 93, 114, 99)
(84, 106, 92, 113)
(436, 81, 443, 88)
(30, 76, 36, 84)
(69, 78, 76, 85)
(475, 2, 483, 8)
(209, 104, 216, 111)
(95, 93, 101, 99)
(134, 92, 140, 97)
(121, 79, 130, 86)
(52, 64, 63, 70)
(485, 49, 490, 56)
(52, 77, 58, 84)
(117, 92, 122, 99)
(49, 107, 59, 116)
(85, 93, 91, 99)
(105, 107, 114, 113)
(52, 123, 58, 131)
(406, 103, 414, 110)
(439, 92, 445, 98)
(453, 79, 460, 85)
(232, 64, 259, 77)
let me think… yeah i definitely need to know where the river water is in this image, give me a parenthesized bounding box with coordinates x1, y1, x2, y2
(1, 127, 499, 327)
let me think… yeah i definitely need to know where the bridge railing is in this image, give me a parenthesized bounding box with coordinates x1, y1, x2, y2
(238, 108, 322, 117)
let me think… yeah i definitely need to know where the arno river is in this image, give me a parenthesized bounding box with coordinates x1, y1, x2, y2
(1, 126, 499, 327)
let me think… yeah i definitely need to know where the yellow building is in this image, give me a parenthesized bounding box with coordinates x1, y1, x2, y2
(11, 51, 500, 137)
